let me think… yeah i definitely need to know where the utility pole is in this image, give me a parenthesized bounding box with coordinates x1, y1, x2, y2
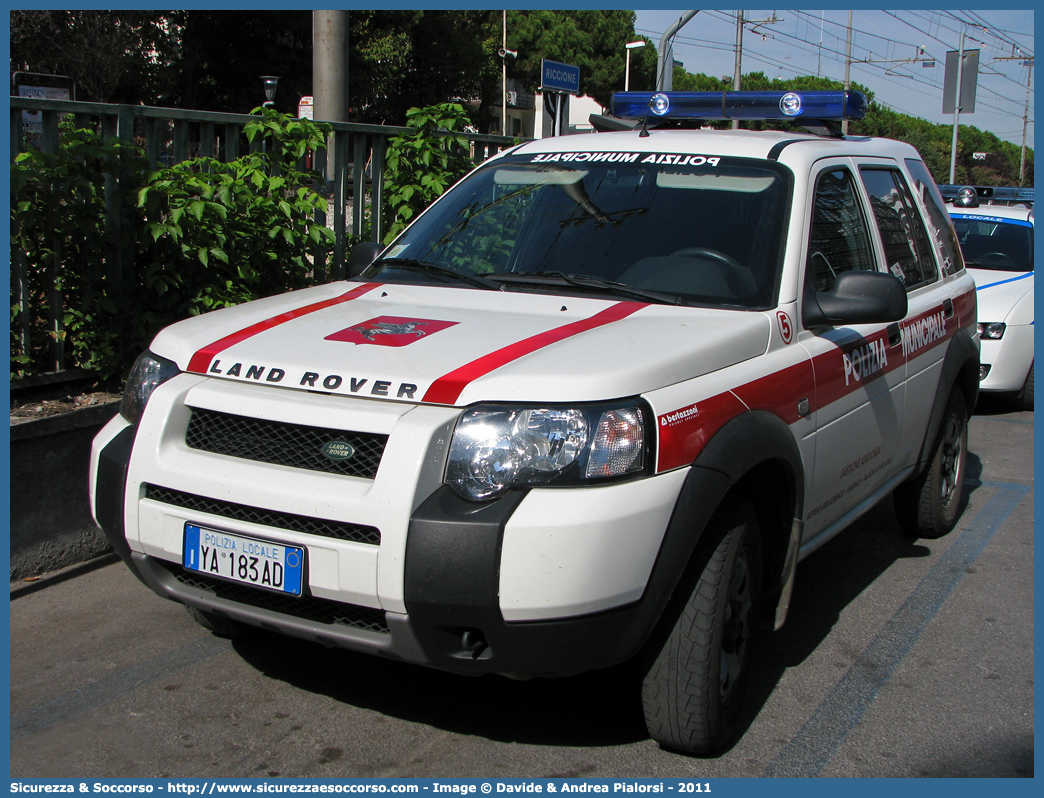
(817, 10, 825, 78)
(732, 11, 743, 129)
(949, 30, 966, 184)
(732, 11, 780, 129)
(1020, 61, 1033, 186)
(498, 13, 517, 137)
(995, 50, 1034, 187)
(502, 11, 507, 136)
(312, 11, 351, 263)
(843, 10, 853, 136)
(313, 11, 349, 127)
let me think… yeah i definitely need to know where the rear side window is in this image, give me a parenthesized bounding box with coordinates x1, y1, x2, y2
(805, 168, 876, 292)
(859, 167, 938, 289)
(905, 158, 964, 276)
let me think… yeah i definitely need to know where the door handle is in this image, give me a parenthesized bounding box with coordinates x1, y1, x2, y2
(887, 323, 902, 348)
(943, 298, 954, 318)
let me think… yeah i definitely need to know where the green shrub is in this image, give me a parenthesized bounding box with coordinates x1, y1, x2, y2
(10, 129, 148, 379)
(10, 103, 484, 382)
(137, 109, 335, 320)
(382, 103, 475, 244)
(10, 109, 335, 381)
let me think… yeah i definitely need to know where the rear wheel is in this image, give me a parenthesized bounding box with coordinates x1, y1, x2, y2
(893, 389, 969, 539)
(640, 497, 762, 754)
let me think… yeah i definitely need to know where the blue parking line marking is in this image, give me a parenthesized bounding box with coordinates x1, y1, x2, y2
(10, 635, 229, 742)
(762, 481, 1031, 777)
(980, 416, 1034, 426)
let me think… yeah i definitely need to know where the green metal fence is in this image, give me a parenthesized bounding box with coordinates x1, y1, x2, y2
(10, 97, 516, 375)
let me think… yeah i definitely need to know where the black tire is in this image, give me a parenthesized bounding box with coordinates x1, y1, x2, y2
(893, 389, 969, 539)
(186, 605, 251, 638)
(640, 497, 762, 754)
(1017, 363, 1034, 411)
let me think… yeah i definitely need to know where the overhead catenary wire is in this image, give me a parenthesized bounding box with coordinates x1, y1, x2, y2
(691, 11, 1021, 121)
(635, 10, 1032, 141)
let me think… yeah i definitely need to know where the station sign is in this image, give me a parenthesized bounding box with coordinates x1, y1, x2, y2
(540, 59, 580, 95)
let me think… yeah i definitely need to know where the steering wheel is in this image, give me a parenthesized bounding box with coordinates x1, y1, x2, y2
(671, 247, 759, 296)
(974, 252, 1016, 269)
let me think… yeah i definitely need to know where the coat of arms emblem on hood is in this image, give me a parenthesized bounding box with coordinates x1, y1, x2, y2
(325, 316, 459, 347)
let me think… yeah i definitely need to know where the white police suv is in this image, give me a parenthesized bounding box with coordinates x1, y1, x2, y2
(946, 188, 1033, 409)
(91, 91, 979, 754)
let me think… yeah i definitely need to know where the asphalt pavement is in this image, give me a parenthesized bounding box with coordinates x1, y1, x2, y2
(8, 397, 1034, 779)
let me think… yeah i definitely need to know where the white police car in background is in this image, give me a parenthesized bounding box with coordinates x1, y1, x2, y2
(91, 90, 979, 754)
(945, 186, 1034, 409)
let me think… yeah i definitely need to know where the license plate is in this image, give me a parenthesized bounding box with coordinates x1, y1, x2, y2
(183, 524, 304, 596)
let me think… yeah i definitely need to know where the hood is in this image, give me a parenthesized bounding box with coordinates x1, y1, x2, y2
(968, 269, 1034, 324)
(152, 281, 770, 406)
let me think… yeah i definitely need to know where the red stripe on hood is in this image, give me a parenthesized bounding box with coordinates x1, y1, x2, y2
(187, 283, 381, 374)
(422, 301, 648, 405)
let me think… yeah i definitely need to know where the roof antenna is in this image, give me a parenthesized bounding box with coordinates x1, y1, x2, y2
(639, 116, 651, 137)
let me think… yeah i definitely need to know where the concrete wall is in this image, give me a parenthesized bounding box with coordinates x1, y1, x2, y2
(10, 403, 119, 581)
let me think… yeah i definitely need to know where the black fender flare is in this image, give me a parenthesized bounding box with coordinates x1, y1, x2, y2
(646, 409, 806, 633)
(913, 327, 979, 475)
(689, 409, 805, 517)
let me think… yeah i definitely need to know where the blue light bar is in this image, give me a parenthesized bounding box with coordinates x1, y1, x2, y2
(610, 90, 868, 122)
(937, 184, 1034, 205)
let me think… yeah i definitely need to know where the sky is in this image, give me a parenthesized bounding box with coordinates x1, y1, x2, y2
(632, 9, 1034, 151)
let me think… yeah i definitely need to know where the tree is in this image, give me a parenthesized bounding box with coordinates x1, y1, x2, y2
(347, 11, 501, 126)
(505, 10, 653, 107)
(174, 11, 313, 115)
(10, 10, 183, 104)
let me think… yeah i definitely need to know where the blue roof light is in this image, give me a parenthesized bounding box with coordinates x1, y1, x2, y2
(649, 93, 671, 116)
(610, 90, 868, 122)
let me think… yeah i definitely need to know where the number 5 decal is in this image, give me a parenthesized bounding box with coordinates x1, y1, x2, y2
(777, 311, 794, 344)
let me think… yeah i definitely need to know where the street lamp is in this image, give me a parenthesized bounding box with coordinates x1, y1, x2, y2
(499, 47, 518, 136)
(499, 8, 518, 137)
(625, 41, 646, 91)
(261, 76, 280, 109)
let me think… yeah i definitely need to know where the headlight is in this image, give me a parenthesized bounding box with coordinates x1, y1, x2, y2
(446, 402, 650, 501)
(120, 351, 180, 425)
(977, 322, 1006, 340)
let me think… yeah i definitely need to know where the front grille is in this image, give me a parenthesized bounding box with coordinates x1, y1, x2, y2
(185, 408, 387, 479)
(145, 484, 381, 545)
(160, 561, 390, 634)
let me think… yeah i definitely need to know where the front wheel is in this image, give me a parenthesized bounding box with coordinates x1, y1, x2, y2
(640, 497, 762, 754)
(893, 389, 969, 539)
(1017, 363, 1034, 411)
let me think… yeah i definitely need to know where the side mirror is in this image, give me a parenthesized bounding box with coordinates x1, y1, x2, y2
(348, 242, 385, 278)
(803, 270, 908, 328)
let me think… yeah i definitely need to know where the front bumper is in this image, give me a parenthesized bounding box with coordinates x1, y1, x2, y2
(90, 382, 691, 677)
(979, 324, 1034, 393)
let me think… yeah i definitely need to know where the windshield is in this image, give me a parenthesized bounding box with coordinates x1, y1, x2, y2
(950, 214, 1033, 273)
(366, 152, 793, 310)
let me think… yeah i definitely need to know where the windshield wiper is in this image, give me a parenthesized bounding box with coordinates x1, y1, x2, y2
(486, 271, 683, 305)
(372, 258, 500, 290)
